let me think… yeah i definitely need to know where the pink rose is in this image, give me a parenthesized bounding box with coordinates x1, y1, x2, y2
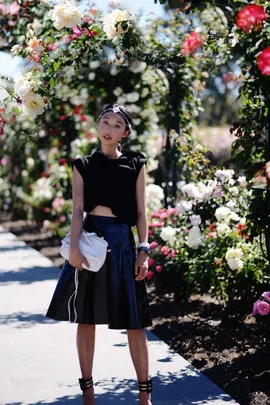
(160, 212, 169, 219)
(182, 32, 204, 56)
(156, 265, 162, 273)
(148, 230, 153, 236)
(59, 215, 66, 222)
(167, 207, 178, 215)
(262, 291, 270, 303)
(252, 300, 270, 316)
(52, 197, 65, 212)
(150, 241, 158, 249)
(168, 249, 175, 258)
(1, 156, 11, 166)
(148, 258, 155, 266)
(257, 47, 270, 76)
(9, 1, 20, 15)
(151, 212, 160, 218)
(161, 246, 169, 256)
(236, 5, 268, 33)
(209, 232, 217, 238)
(147, 271, 154, 280)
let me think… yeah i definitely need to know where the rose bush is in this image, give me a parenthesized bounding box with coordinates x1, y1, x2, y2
(146, 141, 269, 304)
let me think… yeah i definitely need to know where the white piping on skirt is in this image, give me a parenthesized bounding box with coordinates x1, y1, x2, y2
(67, 268, 79, 322)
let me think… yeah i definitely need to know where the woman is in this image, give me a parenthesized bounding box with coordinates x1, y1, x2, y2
(46, 103, 153, 405)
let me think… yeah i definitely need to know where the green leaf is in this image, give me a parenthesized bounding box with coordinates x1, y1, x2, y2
(53, 60, 61, 71)
(49, 77, 55, 87)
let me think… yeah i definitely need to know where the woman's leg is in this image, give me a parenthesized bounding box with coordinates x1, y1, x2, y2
(77, 324, 96, 405)
(127, 328, 152, 405)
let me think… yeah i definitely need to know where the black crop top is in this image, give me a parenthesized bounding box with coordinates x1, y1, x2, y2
(71, 148, 147, 227)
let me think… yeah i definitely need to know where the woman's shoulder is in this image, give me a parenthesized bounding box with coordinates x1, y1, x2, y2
(123, 149, 147, 160)
(70, 151, 97, 175)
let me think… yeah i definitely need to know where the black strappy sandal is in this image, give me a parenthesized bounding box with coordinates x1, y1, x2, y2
(79, 376, 94, 393)
(138, 378, 152, 403)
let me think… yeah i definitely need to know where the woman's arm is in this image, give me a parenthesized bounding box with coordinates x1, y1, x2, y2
(68, 166, 89, 270)
(135, 164, 149, 281)
(136, 164, 148, 243)
(70, 166, 84, 251)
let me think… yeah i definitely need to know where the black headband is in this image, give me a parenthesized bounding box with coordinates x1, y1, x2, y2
(98, 106, 132, 129)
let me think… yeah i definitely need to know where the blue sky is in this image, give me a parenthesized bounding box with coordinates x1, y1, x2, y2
(0, 0, 165, 78)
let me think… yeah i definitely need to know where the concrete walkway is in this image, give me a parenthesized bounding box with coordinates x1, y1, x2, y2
(0, 225, 239, 405)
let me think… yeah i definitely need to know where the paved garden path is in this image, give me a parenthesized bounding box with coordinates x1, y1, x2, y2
(0, 224, 239, 405)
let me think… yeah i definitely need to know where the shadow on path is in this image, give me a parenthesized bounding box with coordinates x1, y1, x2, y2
(0, 311, 58, 328)
(2, 374, 234, 404)
(0, 265, 60, 284)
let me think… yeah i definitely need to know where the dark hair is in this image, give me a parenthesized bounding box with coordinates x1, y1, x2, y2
(98, 103, 133, 150)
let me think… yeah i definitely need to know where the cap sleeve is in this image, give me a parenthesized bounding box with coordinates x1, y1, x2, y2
(135, 152, 147, 178)
(70, 157, 88, 178)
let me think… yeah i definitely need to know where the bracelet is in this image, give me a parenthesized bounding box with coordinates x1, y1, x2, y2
(137, 246, 150, 254)
(138, 242, 150, 248)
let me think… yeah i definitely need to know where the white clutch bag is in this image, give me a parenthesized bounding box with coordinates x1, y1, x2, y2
(60, 230, 109, 272)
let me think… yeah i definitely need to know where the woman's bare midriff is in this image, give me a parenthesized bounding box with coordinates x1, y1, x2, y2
(88, 205, 118, 217)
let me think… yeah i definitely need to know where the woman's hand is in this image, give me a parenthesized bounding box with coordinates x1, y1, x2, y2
(69, 249, 90, 271)
(135, 251, 149, 281)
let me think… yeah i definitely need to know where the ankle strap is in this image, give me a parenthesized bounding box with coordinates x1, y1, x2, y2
(138, 379, 152, 393)
(79, 376, 93, 392)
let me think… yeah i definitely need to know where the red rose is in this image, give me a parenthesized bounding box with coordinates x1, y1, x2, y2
(182, 32, 204, 56)
(147, 271, 155, 280)
(59, 158, 67, 165)
(257, 46, 270, 76)
(156, 265, 162, 273)
(236, 5, 268, 33)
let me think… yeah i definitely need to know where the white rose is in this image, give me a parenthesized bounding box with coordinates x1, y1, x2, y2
(89, 60, 100, 69)
(215, 206, 231, 222)
(227, 258, 244, 270)
(11, 44, 20, 56)
(103, 9, 131, 40)
(88, 72, 96, 81)
(189, 215, 201, 226)
(49, 1, 82, 30)
(187, 226, 202, 248)
(225, 247, 243, 265)
(26, 157, 35, 168)
(129, 61, 147, 73)
(176, 200, 193, 214)
(226, 200, 236, 210)
(113, 87, 123, 97)
(14, 76, 31, 97)
(181, 183, 200, 198)
(32, 19, 42, 34)
(228, 212, 240, 222)
(160, 226, 176, 245)
(238, 176, 247, 187)
(215, 169, 235, 180)
(177, 180, 186, 190)
(216, 222, 230, 237)
(126, 92, 140, 103)
(146, 184, 164, 201)
(22, 91, 45, 117)
(229, 186, 239, 196)
(141, 87, 150, 98)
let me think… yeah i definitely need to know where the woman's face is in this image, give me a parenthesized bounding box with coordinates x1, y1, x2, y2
(98, 112, 129, 146)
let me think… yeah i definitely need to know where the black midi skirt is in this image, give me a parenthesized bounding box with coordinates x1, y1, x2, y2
(46, 214, 152, 330)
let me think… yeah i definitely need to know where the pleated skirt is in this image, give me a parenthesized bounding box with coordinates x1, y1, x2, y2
(46, 214, 152, 330)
